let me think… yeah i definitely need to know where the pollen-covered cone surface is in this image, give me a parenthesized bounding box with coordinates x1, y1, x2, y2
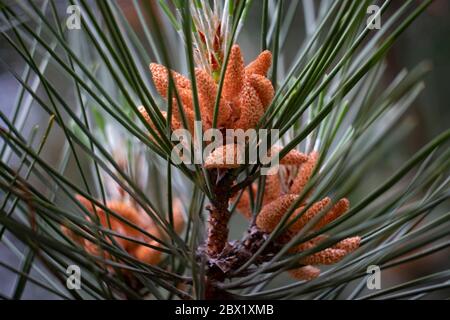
(62, 195, 185, 267)
(204, 143, 244, 169)
(289, 265, 321, 281)
(140, 45, 274, 138)
(234, 150, 361, 281)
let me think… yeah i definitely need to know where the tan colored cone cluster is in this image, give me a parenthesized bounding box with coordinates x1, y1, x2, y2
(204, 144, 244, 169)
(62, 195, 185, 267)
(140, 45, 275, 169)
(141, 45, 273, 132)
(288, 265, 321, 281)
(270, 146, 309, 166)
(204, 144, 308, 170)
(233, 151, 360, 281)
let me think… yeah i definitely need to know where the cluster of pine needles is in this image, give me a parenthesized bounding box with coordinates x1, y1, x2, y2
(0, 0, 449, 300)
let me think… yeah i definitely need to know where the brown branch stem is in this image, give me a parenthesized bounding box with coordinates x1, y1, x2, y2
(205, 171, 234, 257)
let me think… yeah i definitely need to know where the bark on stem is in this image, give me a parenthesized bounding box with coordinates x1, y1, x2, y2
(206, 203, 231, 256)
(205, 170, 236, 257)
